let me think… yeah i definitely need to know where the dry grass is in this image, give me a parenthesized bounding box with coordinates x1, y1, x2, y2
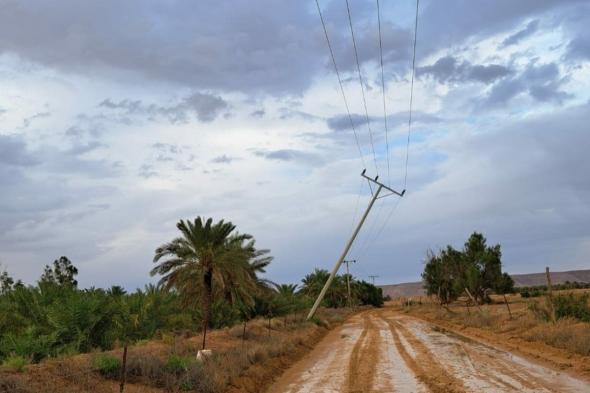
(400, 293, 590, 359)
(0, 307, 353, 393)
(523, 318, 590, 356)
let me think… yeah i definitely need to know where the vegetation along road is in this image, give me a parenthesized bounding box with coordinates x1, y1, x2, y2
(266, 308, 589, 393)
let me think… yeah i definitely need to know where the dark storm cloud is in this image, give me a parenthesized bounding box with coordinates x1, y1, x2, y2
(0, 135, 120, 240)
(253, 149, 323, 165)
(483, 62, 571, 107)
(326, 113, 367, 132)
(419, 0, 586, 55)
(500, 20, 539, 47)
(1, 0, 584, 97)
(417, 56, 512, 84)
(0, 0, 326, 94)
(326, 111, 441, 132)
(66, 141, 105, 156)
(21, 112, 51, 128)
(211, 155, 234, 164)
(567, 36, 590, 60)
(99, 92, 228, 123)
(250, 110, 265, 118)
(0, 134, 39, 166)
(138, 164, 158, 179)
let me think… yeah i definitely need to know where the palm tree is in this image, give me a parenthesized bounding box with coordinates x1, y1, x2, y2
(151, 217, 268, 350)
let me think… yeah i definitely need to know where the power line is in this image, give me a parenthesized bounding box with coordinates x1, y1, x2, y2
(348, 177, 365, 238)
(350, 196, 385, 259)
(348, 0, 420, 258)
(314, 0, 367, 170)
(376, 0, 391, 186)
(345, 0, 379, 175)
(404, 0, 420, 190)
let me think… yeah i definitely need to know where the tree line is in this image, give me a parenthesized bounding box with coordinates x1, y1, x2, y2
(0, 217, 383, 365)
(421, 232, 514, 305)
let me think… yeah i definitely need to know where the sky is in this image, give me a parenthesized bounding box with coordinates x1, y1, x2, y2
(1, 0, 589, 289)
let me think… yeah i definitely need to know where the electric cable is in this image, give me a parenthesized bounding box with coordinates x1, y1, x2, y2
(345, 0, 379, 176)
(376, 0, 391, 186)
(314, 0, 367, 170)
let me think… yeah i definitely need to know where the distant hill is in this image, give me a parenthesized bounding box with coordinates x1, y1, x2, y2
(379, 269, 590, 299)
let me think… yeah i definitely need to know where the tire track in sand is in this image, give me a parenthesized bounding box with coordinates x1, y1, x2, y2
(347, 312, 380, 392)
(380, 314, 466, 393)
(403, 316, 588, 392)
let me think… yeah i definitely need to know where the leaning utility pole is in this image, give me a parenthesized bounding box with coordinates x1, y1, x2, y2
(307, 170, 405, 320)
(344, 259, 356, 307)
(369, 275, 379, 285)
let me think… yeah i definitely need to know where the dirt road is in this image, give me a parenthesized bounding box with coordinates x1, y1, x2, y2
(266, 308, 589, 393)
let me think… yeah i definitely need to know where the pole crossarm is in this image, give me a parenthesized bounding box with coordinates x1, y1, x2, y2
(361, 169, 405, 197)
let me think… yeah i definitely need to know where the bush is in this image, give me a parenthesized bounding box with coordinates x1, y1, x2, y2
(553, 293, 590, 322)
(2, 355, 28, 372)
(163, 355, 191, 375)
(92, 355, 120, 378)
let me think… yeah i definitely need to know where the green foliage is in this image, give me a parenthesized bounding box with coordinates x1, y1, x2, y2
(553, 293, 590, 322)
(422, 232, 508, 305)
(0, 270, 15, 295)
(353, 280, 384, 307)
(0, 215, 387, 366)
(2, 355, 28, 372)
(151, 217, 273, 349)
(92, 354, 121, 378)
(39, 256, 78, 288)
(299, 269, 384, 309)
(163, 355, 192, 375)
(301, 269, 348, 308)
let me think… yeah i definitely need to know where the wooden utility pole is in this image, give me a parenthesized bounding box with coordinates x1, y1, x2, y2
(344, 259, 356, 307)
(369, 275, 379, 285)
(546, 266, 556, 323)
(307, 170, 405, 320)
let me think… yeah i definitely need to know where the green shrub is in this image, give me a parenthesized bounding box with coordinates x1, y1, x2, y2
(553, 293, 590, 322)
(163, 355, 191, 375)
(2, 355, 28, 372)
(92, 354, 120, 378)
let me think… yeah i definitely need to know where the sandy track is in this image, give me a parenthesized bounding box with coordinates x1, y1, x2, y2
(266, 308, 589, 393)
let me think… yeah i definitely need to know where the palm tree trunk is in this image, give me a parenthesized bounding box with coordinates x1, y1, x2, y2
(201, 268, 213, 350)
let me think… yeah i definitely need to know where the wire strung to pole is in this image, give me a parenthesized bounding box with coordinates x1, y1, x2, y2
(376, 0, 390, 187)
(351, 0, 420, 258)
(345, 0, 379, 176)
(348, 177, 365, 238)
(314, 0, 367, 170)
(404, 0, 420, 190)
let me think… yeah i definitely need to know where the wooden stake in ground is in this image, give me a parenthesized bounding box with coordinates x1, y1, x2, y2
(119, 344, 128, 393)
(502, 294, 512, 319)
(546, 267, 556, 323)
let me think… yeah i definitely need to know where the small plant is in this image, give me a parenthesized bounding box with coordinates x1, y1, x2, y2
(92, 354, 121, 378)
(164, 355, 191, 375)
(2, 355, 28, 372)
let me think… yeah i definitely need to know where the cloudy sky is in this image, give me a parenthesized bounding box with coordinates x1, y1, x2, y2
(1, 0, 589, 289)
